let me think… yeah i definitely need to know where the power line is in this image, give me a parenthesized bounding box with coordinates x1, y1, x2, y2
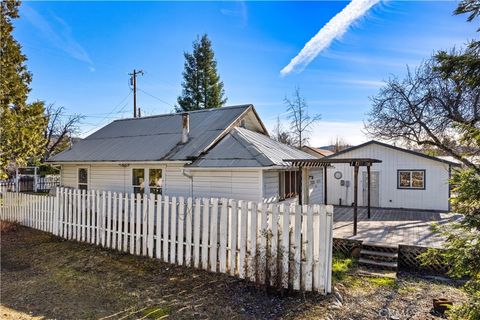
(137, 87, 174, 108)
(80, 91, 132, 136)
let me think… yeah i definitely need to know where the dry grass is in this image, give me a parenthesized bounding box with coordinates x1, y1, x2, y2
(1, 225, 466, 320)
(0, 220, 18, 234)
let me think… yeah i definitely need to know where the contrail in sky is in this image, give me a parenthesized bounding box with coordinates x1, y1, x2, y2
(280, 0, 380, 76)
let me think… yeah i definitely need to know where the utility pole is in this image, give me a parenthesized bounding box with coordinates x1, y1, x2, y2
(129, 69, 144, 117)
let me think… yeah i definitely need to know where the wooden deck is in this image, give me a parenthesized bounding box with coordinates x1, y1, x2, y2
(332, 206, 462, 248)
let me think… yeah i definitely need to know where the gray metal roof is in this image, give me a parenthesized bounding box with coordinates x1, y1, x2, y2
(325, 140, 460, 166)
(190, 127, 315, 167)
(48, 105, 252, 162)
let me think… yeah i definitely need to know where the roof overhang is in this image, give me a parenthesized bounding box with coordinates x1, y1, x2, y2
(284, 158, 382, 168)
(47, 160, 192, 165)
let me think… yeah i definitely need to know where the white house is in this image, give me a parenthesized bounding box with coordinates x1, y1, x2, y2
(322, 141, 459, 211)
(48, 105, 324, 204)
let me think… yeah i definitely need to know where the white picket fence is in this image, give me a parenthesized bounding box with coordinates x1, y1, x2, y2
(0, 188, 333, 294)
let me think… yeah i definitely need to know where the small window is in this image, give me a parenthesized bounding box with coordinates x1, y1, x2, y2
(78, 168, 88, 190)
(149, 169, 163, 195)
(278, 170, 300, 200)
(397, 170, 425, 189)
(132, 169, 145, 194)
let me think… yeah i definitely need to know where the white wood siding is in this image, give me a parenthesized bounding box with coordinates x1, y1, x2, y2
(309, 168, 324, 204)
(185, 169, 262, 202)
(262, 168, 324, 205)
(327, 144, 451, 211)
(263, 170, 279, 203)
(60, 164, 262, 202)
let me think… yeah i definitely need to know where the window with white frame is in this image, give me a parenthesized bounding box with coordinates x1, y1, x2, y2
(278, 170, 300, 200)
(132, 168, 145, 194)
(78, 168, 88, 190)
(149, 169, 163, 195)
(397, 170, 425, 189)
(132, 168, 163, 195)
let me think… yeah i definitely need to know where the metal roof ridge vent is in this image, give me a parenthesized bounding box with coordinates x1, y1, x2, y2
(181, 112, 190, 143)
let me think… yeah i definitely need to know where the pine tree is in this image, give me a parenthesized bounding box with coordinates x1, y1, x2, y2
(0, 0, 47, 179)
(176, 34, 227, 112)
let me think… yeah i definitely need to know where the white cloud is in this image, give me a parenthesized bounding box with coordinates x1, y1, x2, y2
(307, 120, 367, 147)
(280, 0, 380, 76)
(23, 5, 94, 70)
(340, 79, 385, 88)
(264, 117, 368, 147)
(220, 1, 248, 27)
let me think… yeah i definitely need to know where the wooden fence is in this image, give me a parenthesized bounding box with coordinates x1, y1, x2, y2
(0, 175, 60, 193)
(0, 188, 333, 294)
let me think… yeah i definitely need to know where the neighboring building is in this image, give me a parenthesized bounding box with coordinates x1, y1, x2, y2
(48, 105, 323, 203)
(323, 140, 459, 211)
(301, 145, 334, 158)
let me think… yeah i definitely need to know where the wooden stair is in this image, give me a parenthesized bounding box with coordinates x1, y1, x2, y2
(359, 242, 399, 271)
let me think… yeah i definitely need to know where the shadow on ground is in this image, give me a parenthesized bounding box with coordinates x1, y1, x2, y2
(1, 225, 328, 320)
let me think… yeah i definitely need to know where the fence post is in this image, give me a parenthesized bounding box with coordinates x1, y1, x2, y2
(249, 202, 257, 283)
(325, 205, 334, 294)
(201, 198, 210, 270)
(154, 195, 161, 259)
(33, 167, 37, 193)
(209, 198, 218, 272)
(185, 197, 192, 266)
(162, 195, 169, 262)
(56, 189, 60, 236)
(177, 196, 185, 265)
(169, 196, 177, 263)
(219, 198, 228, 274)
(193, 198, 201, 268)
(238, 200, 247, 279)
(15, 168, 19, 193)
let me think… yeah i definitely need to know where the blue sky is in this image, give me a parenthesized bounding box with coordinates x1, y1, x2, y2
(14, 1, 478, 146)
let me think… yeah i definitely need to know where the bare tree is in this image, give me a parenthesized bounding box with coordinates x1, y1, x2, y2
(366, 52, 480, 173)
(328, 136, 352, 153)
(284, 87, 321, 148)
(43, 104, 83, 161)
(272, 116, 293, 145)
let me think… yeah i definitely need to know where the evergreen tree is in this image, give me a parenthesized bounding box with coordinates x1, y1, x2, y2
(0, 0, 47, 179)
(176, 34, 227, 112)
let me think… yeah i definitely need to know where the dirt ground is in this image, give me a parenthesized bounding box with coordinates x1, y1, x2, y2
(1, 223, 466, 320)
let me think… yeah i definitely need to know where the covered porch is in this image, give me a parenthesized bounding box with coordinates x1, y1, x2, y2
(285, 157, 382, 236)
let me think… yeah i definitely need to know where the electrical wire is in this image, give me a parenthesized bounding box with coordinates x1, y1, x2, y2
(80, 91, 132, 136)
(137, 87, 174, 108)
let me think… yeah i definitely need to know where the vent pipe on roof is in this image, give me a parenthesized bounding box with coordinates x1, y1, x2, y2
(181, 113, 190, 143)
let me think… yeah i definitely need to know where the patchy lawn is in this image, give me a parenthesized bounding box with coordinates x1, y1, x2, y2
(1, 222, 466, 319)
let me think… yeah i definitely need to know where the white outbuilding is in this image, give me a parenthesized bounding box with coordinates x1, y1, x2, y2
(322, 141, 459, 211)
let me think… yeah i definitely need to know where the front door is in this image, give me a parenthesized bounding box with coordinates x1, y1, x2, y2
(362, 171, 379, 207)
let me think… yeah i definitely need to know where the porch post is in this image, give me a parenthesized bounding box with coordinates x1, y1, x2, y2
(302, 167, 310, 205)
(323, 165, 328, 205)
(353, 162, 359, 236)
(298, 166, 303, 205)
(367, 164, 371, 219)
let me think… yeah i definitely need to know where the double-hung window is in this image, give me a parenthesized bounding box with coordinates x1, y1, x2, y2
(132, 168, 163, 195)
(78, 168, 88, 190)
(149, 169, 163, 195)
(397, 170, 425, 189)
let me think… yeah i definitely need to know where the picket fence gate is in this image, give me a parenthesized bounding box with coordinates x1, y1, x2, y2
(0, 188, 333, 294)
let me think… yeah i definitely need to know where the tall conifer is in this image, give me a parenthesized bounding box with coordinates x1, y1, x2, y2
(0, 0, 47, 178)
(176, 34, 227, 111)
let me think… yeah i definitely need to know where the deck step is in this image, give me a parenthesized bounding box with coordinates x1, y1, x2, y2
(362, 242, 399, 250)
(358, 258, 398, 269)
(360, 249, 398, 259)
